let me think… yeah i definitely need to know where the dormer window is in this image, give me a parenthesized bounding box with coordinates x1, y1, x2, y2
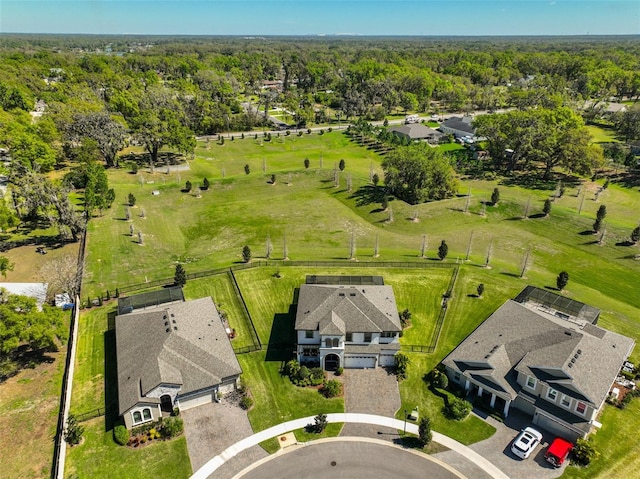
(526, 376, 537, 390)
(346, 332, 352, 342)
(547, 388, 558, 402)
(305, 330, 314, 339)
(364, 332, 372, 343)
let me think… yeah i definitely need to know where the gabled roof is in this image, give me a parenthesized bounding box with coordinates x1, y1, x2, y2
(389, 123, 445, 140)
(441, 116, 475, 134)
(116, 297, 242, 415)
(443, 295, 634, 409)
(295, 284, 401, 334)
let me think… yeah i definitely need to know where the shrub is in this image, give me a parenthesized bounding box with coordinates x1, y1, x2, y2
(64, 414, 84, 445)
(304, 158, 310, 169)
(309, 367, 325, 386)
(328, 127, 333, 133)
(113, 425, 130, 446)
(306, 413, 328, 433)
(395, 353, 410, 380)
(335, 367, 344, 376)
(320, 379, 342, 398)
(130, 162, 138, 174)
(477, 283, 485, 297)
(444, 398, 472, 420)
(128, 193, 136, 207)
(430, 369, 448, 390)
(240, 396, 254, 410)
(307, 128, 312, 134)
(202, 177, 210, 190)
(185, 180, 192, 192)
(282, 359, 301, 378)
(160, 417, 183, 438)
(573, 438, 600, 466)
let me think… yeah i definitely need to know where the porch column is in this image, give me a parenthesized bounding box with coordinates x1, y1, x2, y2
(465, 379, 470, 391)
(490, 394, 496, 408)
(503, 399, 511, 418)
(477, 386, 483, 397)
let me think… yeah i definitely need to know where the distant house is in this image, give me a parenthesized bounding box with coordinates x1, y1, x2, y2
(295, 276, 402, 370)
(439, 116, 476, 139)
(389, 123, 446, 144)
(583, 100, 628, 116)
(0, 283, 48, 310)
(116, 295, 242, 429)
(442, 286, 634, 440)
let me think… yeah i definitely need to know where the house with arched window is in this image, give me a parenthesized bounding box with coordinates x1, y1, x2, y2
(294, 276, 402, 370)
(115, 295, 242, 429)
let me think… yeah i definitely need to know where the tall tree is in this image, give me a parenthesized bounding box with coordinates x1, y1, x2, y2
(556, 271, 570, 291)
(65, 111, 126, 168)
(438, 240, 449, 261)
(174, 264, 187, 286)
(382, 143, 458, 204)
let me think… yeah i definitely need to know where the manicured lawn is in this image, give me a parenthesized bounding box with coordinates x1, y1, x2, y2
(65, 418, 192, 479)
(585, 124, 619, 143)
(238, 351, 344, 432)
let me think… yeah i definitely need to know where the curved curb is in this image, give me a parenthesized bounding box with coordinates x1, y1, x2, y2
(189, 413, 509, 479)
(231, 436, 469, 479)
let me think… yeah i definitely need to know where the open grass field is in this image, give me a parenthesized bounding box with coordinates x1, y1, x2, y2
(73, 130, 640, 478)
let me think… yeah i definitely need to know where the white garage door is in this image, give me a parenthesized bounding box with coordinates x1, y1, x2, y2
(345, 356, 376, 369)
(379, 354, 396, 367)
(178, 390, 214, 411)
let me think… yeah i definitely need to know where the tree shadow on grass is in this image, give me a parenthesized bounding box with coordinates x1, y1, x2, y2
(500, 271, 521, 279)
(579, 230, 596, 236)
(350, 185, 387, 207)
(103, 328, 119, 432)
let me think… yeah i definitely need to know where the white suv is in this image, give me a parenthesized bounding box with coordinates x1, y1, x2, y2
(511, 427, 543, 459)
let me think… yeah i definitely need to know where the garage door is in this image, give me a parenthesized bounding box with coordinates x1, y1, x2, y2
(178, 390, 214, 411)
(534, 412, 580, 442)
(379, 354, 396, 367)
(345, 356, 376, 369)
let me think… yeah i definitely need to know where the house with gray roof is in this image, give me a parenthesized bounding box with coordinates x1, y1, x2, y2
(439, 116, 476, 139)
(389, 123, 446, 144)
(294, 276, 402, 370)
(442, 287, 634, 440)
(116, 296, 242, 429)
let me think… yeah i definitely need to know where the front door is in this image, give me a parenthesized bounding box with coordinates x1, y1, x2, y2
(160, 394, 173, 413)
(324, 353, 340, 371)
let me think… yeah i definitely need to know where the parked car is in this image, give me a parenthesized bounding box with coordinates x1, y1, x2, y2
(545, 437, 574, 467)
(511, 427, 543, 459)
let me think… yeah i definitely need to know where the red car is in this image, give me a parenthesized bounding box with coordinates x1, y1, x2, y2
(545, 437, 574, 467)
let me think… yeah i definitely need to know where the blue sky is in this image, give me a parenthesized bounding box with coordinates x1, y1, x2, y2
(1, 1, 639, 36)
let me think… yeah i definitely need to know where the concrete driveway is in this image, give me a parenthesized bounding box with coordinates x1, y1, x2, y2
(181, 396, 267, 477)
(340, 367, 401, 439)
(434, 408, 567, 479)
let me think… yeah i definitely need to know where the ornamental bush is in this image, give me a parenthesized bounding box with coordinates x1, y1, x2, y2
(113, 425, 130, 446)
(320, 379, 343, 398)
(444, 398, 472, 420)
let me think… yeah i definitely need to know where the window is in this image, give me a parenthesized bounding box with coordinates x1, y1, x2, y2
(325, 338, 332, 347)
(332, 338, 339, 347)
(381, 332, 395, 338)
(576, 402, 587, 415)
(561, 395, 571, 408)
(547, 388, 558, 402)
(364, 332, 372, 343)
(346, 332, 352, 342)
(454, 372, 461, 383)
(132, 411, 142, 424)
(132, 408, 152, 425)
(302, 347, 318, 357)
(142, 408, 152, 420)
(526, 376, 537, 390)
(305, 330, 314, 339)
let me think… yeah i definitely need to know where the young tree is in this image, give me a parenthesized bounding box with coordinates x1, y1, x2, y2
(202, 177, 210, 190)
(128, 193, 136, 207)
(418, 416, 432, 448)
(304, 158, 310, 169)
(63, 414, 85, 446)
(185, 180, 192, 193)
(543, 198, 552, 217)
(0, 255, 14, 279)
(339, 159, 346, 171)
(556, 271, 569, 291)
(381, 196, 389, 211)
(174, 264, 187, 286)
(242, 245, 252, 263)
(270, 174, 276, 184)
(244, 164, 250, 175)
(395, 353, 410, 380)
(438, 240, 449, 261)
(372, 173, 380, 186)
(491, 188, 500, 206)
(477, 283, 485, 297)
(593, 204, 607, 232)
(630, 226, 640, 245)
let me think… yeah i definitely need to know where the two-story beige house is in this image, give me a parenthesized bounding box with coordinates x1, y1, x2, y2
(294, 276, 402, 370)
(442, 286, 634, 441)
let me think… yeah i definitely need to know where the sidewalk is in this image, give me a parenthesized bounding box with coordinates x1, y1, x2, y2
(189, 413, 509, 479)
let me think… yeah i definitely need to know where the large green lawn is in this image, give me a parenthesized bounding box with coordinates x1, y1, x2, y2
(76, 130, 640, 477)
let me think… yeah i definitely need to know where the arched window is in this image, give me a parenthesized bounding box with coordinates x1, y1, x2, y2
(133, 411, 142, 423)
(332, 338, 339, 347)
(143, 408, 152, 421)
(325, 338, 332, 347)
